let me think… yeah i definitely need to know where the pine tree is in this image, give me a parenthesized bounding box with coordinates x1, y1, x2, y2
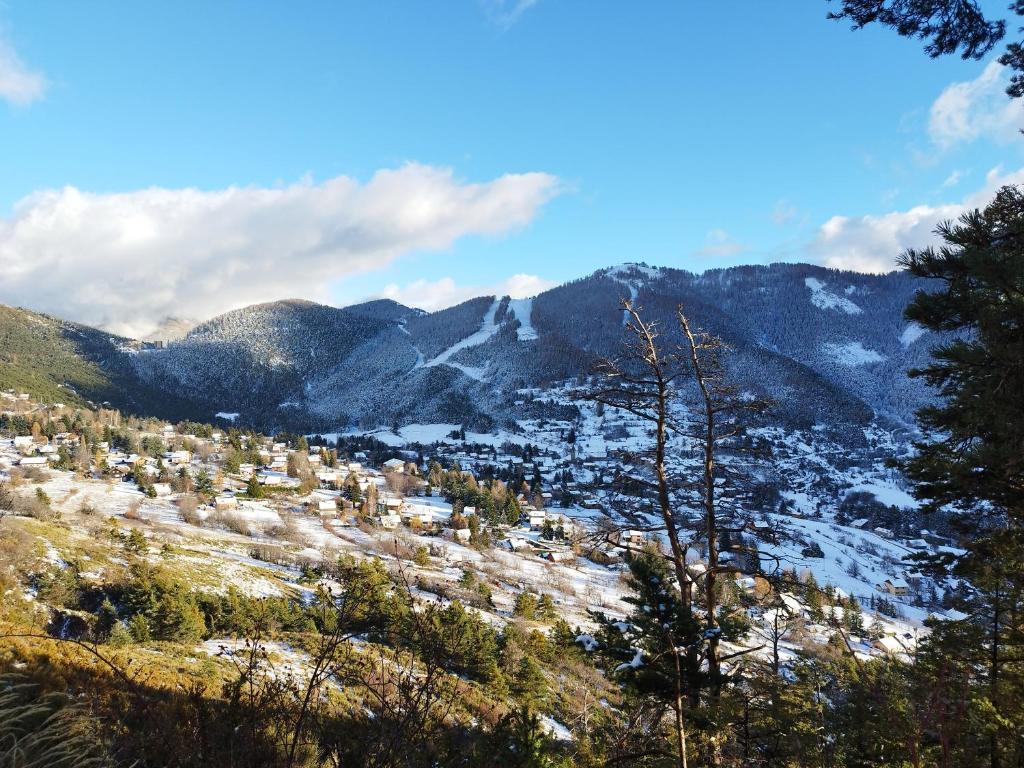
(899, 186, 1024, 768)
(246, 473, 264, 499)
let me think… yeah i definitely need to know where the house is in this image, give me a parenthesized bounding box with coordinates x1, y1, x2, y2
(152, 482, 173, 497)
(543, 550, 574, 563)
(165, 450, 192, 465)
(621, 529, 646, 547)
(316, 469, 341, 484)
(378, 513, 401, 530)
(376, 496, 402, 515)
(873, 635, 906, 655)
(214, 495, 238, 510)
(13, 436, 35, 451)
(53, 433, 78, 447)
(527, 509, 547, 530)
(879, 578, 910, 597)
(257, 471, 300, 489)
(400, 503, 435, 527)
(382, 458, 405, 473)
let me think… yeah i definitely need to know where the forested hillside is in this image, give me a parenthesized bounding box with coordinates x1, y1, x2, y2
(0, 262, 939, 439)
(113, 262, 939, 434)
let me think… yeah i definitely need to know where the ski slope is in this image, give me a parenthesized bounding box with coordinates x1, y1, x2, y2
(419, 297, 501, 379)
(506, 297, 538, 341)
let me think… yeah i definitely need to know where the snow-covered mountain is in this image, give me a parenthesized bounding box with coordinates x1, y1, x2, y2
(125, 262, 936, 434)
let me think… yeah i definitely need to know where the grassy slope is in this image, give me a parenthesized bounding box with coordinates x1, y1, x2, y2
(0, 305, 120, 407)
(0, 305, 204, 421)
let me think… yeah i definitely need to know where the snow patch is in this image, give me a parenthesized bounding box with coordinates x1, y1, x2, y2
(845, 482, 918, 509)
(805, 277, 863, 315)
(506, 297, 538, 341)
(900, 323, 925, 348)
(824, 341, 885, 365)
(540, 715, 574, 742)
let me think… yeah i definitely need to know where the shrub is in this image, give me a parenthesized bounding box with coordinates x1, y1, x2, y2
(123, 499, 142, 520)
(209, 512, 252, 536)
(0, 676, 115, 767)
(220, 513, 252, 537)
(177, 495, 202, 526)
(513, 591, 538, 620)
(0, 482, 14, 516)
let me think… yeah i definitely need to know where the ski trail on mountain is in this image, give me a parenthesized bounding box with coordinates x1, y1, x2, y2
(418, 297, 501, 377)
(506, 297, 537, 340)
(605, 268, 639, 326)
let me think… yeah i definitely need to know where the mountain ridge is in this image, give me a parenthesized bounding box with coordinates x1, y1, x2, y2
(0, 261, 937, 435)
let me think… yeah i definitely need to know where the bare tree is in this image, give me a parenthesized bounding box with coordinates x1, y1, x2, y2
(579, 300, 774, 767)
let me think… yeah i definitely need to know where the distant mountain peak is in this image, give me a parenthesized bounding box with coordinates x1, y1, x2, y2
(142, 316, 197, 343)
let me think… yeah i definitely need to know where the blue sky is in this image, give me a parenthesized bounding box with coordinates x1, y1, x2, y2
(1, 1, 1021, 335)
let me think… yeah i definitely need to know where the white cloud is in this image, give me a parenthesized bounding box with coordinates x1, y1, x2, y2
(941, 169, 964, 188)
(481, 0, 539, 29)
(376, 272, 555, 312)
(0, 163, 560, 337)
(694, 228, 748, 258)
(929, 60, 1024, 148)
(0, 34, 46, 105)
(771, 200, 799, 226)
(809, 166, 1024, 273)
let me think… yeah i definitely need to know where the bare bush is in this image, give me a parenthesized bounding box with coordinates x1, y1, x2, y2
(177, 494, 202, 526)
(210, 511, 253, 537)
(14, 466, 49, 483)
(249, 543, 292, 565)
(124, 498, 143, 520)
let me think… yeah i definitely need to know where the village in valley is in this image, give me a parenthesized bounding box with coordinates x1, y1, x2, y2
(0, 382, 956, 683)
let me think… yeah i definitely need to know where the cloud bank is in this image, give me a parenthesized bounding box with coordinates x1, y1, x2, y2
(0, 164, 560, 337)
(377, 272, 556, 312)
(0, 34, 46, 105)
(809, 166, 1024, 273)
